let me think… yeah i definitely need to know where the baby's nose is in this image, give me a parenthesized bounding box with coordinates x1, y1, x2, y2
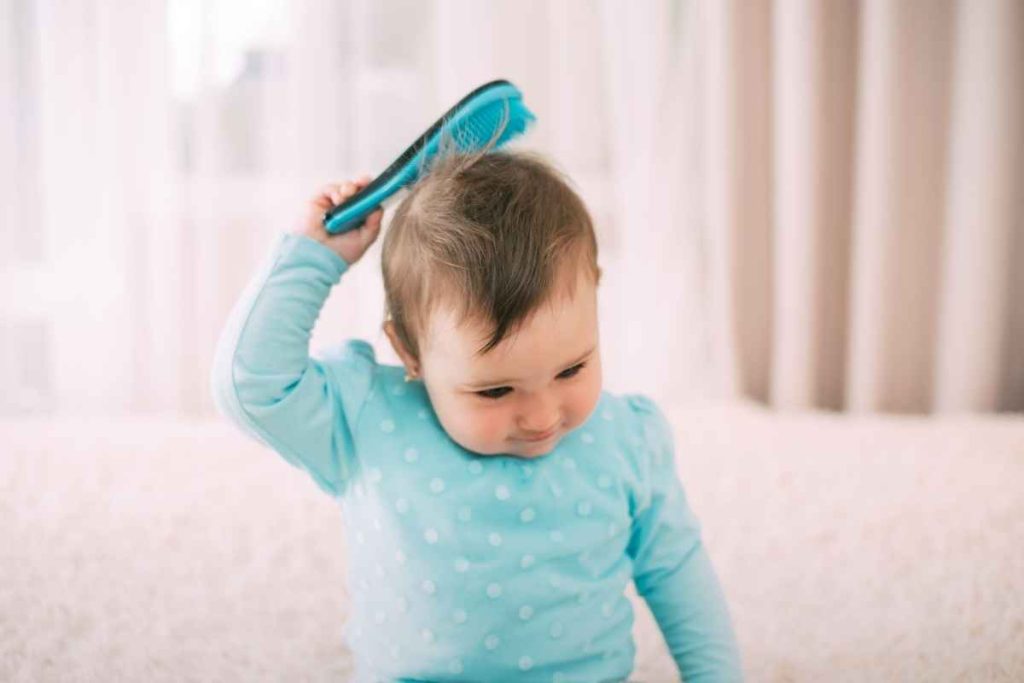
(518, 410, 561, 435)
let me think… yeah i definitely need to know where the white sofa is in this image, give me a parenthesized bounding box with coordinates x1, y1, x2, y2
(2, 399, 1022, 681)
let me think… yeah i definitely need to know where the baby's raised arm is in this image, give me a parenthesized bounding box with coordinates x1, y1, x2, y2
(209, 179, 383, 497)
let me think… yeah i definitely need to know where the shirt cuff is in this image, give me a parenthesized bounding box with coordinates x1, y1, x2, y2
(284, 232, 352, 278)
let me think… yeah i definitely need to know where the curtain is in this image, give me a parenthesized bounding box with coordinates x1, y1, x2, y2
(699, 0, 1023, 414)
(2, 0, 1020, 418)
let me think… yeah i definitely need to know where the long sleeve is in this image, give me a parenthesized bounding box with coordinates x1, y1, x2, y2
(626, 395, 744, 682)
(209, 232, 375, 498)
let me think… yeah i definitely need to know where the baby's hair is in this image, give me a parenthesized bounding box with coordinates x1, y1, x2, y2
(381, 124, 601, 362)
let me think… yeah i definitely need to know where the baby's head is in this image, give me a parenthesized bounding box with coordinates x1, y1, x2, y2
(381, 148, 603, 459)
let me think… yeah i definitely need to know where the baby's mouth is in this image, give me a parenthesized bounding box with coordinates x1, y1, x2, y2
(518, 427, 558, 443)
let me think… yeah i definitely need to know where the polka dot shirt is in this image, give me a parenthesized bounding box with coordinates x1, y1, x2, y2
(212, 234, 743, 682)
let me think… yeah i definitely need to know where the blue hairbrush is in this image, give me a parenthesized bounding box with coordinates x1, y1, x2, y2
(323, 79, 536, 234)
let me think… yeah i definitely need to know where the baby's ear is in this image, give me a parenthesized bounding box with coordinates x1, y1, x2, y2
(383, 320, 419, 375)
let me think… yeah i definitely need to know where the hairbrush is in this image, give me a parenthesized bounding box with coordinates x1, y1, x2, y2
(323, 79, 536, 235)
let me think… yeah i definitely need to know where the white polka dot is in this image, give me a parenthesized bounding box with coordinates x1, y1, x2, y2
(602, 601, 614, 617)
(392, 384, 406, 396)
(597, 474, 612, 489)
(396, 596, 408, 612)
(583, 640, 595, 654)
(521, 464, 534, 477)
(394, 498, 409, 514)
(417, 409, 428, 419)
(424, 528, 439, 544)
(520, 554, 535, 569)
(519, 507, 536, 523)
(372, 517, 382, 530)
(453, 608, 468, 624)
(468, 460, 483, 474)
(549, 575, 563, 589)
(486, 583, 502, 598)
(495, 484, 511, 500)
(357, 578, 369, 590)
(355, 531, 365, 544)
(367, 468, 382, 483)
(549, 483, 563, 497)
(488, 532, 503, 546)
(454, 557, 470, 573)
(421, 579, 436, 595)
(602, 408, 614, 421)
(374, 610, 386, 623)
(562, 458, 577, 470)
(448, 659, 463, 674)
(518, 605, 534, 620)
(457, 506, 472, 522)
(380, 419, 395, 433)
(390, 643, 400, 659)
(403, 447, 419, 463)
(549, 530, 564, 543)
(484, 634, 500, 650)
(577, 501, 592, 516)
(519, 656, 534, 671)
(353, 482, 365, 497)
(608, 523, 618, 538)
(429, 477, 445, 494)
(374, 563, 384, 576)
(581, 432, 594, 444)
(421, 628, 434, 643)
(549, 621, 564, 639)
(395, 549, 406, 564)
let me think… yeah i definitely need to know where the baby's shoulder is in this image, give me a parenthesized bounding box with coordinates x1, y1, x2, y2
(316, 338, 401, 390)
(595, 390, 675, 465)
(597, 390, 669, 432)
(316, 338, 377, 367)
(319, 339, 433, 429)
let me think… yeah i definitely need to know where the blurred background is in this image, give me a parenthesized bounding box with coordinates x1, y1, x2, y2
(1, 0, 1022, 419)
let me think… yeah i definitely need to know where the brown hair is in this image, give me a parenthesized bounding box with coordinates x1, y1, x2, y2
(381, 142, 601, 362)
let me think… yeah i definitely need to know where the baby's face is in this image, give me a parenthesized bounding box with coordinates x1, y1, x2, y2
(418, 269, 602, 459)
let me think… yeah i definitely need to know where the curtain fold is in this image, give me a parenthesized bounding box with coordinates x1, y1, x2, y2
(705, 0, 1022, 414)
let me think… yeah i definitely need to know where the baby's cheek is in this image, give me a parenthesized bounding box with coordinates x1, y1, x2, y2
(435, 399, 505, 452)
(461, 408, 505, 445)
(568, 372, 602, 427)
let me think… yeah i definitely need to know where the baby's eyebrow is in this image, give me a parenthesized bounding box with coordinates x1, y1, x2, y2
(465, 345, 596, 389)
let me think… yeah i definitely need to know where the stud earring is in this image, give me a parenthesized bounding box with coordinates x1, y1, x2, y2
(405, 371, 419, 383)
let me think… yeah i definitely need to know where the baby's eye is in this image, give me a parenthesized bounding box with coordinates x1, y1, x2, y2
(558, 362, 586, 379)
(476, 386, 513, 400)
(474, 363, 586, 400)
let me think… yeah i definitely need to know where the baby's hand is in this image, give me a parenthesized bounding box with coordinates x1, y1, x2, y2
(297, 176, 384, 266)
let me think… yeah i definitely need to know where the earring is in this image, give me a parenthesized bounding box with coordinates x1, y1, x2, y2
(405, 371, 418, 382)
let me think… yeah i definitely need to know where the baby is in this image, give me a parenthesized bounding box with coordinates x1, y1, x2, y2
(211, 148, 742, 682)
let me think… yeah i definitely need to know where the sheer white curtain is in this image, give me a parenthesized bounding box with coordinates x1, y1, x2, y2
(2, 0, 1020, 418)
(1, 0, 709, 417)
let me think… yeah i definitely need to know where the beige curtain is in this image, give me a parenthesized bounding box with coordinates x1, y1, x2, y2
(696, 0, 1023, 414)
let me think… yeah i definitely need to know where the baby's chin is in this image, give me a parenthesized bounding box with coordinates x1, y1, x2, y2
(463, 437, 562, 459)
(502, 433, 564, 459)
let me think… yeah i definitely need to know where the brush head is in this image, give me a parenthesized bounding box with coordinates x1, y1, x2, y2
(323, 79, 536, 235)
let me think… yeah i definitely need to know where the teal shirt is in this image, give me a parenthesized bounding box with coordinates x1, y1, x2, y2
(210, 233, 743, 682)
